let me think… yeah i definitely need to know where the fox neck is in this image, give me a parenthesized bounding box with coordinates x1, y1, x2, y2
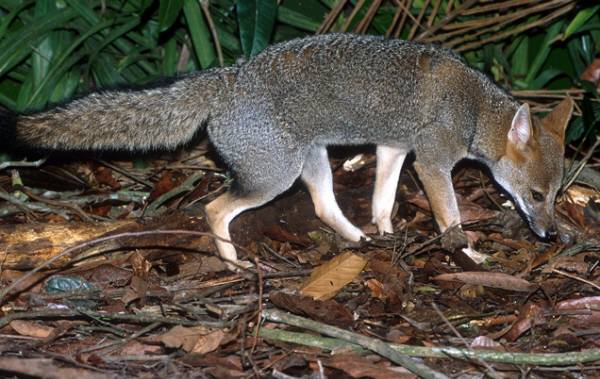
(467, 97, 520, 168)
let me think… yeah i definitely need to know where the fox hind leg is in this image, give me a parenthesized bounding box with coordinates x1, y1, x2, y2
(372, 145, 406, 234)
(302, 146, 366, 242)
(205, 191, 269, 270)
(205, 150, 303, 271)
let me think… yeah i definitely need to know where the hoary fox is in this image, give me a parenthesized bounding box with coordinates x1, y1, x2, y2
(1, 34, 574, 270)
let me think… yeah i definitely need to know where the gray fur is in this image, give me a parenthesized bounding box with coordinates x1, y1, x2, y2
(17, 34, 518, 163)
(17, 67, 237, 151)
(12, 34, 570, 266)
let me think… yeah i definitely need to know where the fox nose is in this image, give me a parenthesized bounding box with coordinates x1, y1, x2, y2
(546, 225, 558, 241)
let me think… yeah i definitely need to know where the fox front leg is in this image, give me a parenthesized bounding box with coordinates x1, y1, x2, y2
(372, 146, 407, 234)
(413, 161, 468, 249)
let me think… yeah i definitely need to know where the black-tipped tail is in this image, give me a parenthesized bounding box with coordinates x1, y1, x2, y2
(0, 107, 17, 152)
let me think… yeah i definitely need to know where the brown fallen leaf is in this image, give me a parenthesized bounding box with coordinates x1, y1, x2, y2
(543, 253, 594, 275)
(189, 330, 226, 354)
(148, 170, 182, 202)
(182, 353, 242, 370)
(300, 251, 367, 300)
(322, 354, 415, 379)
(556, 296, 600, 325)
(160, 325, 227, 354)
(0, 357, 112, 379)
(269, 291, 354, 328)
(366, 278, 385, 299)
(92, 165, 121, 190)
(504, 302, 548, 341)
(432, 271, 537, 292)
(119, 340, 162, 356)
(81, 263, 132, 288)
(161, 325, 204, 350)
(9, 320, 54, 339)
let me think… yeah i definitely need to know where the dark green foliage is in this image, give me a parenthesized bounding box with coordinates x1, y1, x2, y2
(0, 0, 598, 145)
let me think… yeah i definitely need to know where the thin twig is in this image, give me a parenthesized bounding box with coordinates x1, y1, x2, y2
(407, 0, 430, 40)
(0, 158, 46, 170)
(200, 0, 224, 67)
(455, 2, 576, 52)
(96, 159, 153, 188)
(553, 269, 600, 291)
(563, 137, 600, 193)
(432, 302, 499, 376)
(0, 308, 231, 329)
(341, 0, 366, 32)
(250, 257, 263, 355)
(354, 0, 383, 33)
(317, 0, 348, 34)
(145, 171, 205, 214)
(395, 0, 415, 38)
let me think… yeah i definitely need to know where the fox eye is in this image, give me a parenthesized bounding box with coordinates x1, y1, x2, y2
(531, 190, 544, 202)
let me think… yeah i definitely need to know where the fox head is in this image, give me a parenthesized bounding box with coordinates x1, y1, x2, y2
(491, 98, 574, 240)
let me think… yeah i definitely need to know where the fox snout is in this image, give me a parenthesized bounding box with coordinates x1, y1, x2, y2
(527, 213, 558, 241)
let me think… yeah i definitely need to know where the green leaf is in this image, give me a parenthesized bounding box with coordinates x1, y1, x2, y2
(158, 0, 184, 32)
(566, 116, 584, 144)
(50, 69, 80, 104)
(91, 54, 124, 87)
(182, 0, 216, 68)
(524, 21, 564, 86)
(563, 5, 600, 40)
(277, 5, 321, 32)
(510, 36, 529, 82)
(0, 9, 77, 77)
(237, 0, 277, 58)
(87, 17, 144, 70)
(0, 0, 35, 39)
(529, 68, 563, 90)
(162, 36, 179, 76)
(64, 0, 156, 76)
(25, 19, 116, 109)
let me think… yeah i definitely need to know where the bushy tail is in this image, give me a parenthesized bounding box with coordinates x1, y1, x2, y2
(8, 67, 237, 152)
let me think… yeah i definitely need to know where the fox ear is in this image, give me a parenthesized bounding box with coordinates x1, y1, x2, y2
(542, 97, 574, 142)
(508, 103, 532, 147)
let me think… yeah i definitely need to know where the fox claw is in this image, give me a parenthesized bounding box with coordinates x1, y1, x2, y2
(371, 216, 393, 235)
(440, 227, 468, 250)
(225, 259, 254, 272)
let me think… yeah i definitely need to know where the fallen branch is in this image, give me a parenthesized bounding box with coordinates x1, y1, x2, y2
(260, 311, 600, 366)
(0, 308, 231, 329)
(262, 309, 449, 379)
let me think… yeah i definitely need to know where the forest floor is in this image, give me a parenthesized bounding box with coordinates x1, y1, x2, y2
(0, 141, 599, 378)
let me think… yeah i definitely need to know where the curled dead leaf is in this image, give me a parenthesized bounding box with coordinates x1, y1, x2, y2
(9, 320, 54, 339)
(300, 252, 367, 300)
(160, 325, 227, 354)
(433, 271, 537, 292)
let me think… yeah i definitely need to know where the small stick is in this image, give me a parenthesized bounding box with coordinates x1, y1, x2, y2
(553, 269, 600, 291)
(0, 158, 46, 170)
(0, 308, 231, 329)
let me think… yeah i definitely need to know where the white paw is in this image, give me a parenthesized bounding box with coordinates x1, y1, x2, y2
(225, 259, 254, 272)
(373, 216, 393, 235)
(461, 247, 489, 264)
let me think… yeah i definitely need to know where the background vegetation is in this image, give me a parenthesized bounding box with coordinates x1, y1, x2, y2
(0, 0, 598, 146)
